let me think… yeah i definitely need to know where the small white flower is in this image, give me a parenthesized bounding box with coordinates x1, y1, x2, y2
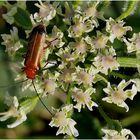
(75, 66, 97, 86)
(2, 7, 17, 25)
(93, 46, 118, 75)
(93, 55, 119, 75)
(102, 128, 136, 140)
(1, 27, 23, 57)
(78, 71, 93, 86)
(72, 87, 98, 112)
(106, 18, 132, 43)
(69, 38, 89, 54)
(123, 32, 140, 53)
(57, 47, 75, 62)
(60, 68, 76, 83)
(49, 104, 79, 137)
(45, 26, 65, 49)
(85, 32, 109, 53)
(131, 78, 140, 92)
(82, 2, 99, 20)
(0, 96, 26, 128)
(41, 71, 60, 96)
(75, 1, 102, 26)
(0, 96, 38, 128)
(68, 14, 94, 38)
(56, 47, 79, 69)
(44, 79, 57, 95)
(94, 31, 109, 49)
(68, 22, 84, 38)
(2, 1, 26, 24)
(31, 0, 56, 26)
(103, 80, 137, 112)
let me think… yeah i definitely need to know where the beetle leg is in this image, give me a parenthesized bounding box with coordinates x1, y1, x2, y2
(43, 45, 49, 50)
(43, 38, 58, 50)
(42, 61, 57, 70)
(42, 62, 49, 69)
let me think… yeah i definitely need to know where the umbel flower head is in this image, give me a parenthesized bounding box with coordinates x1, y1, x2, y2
(102, 80, 137, 112)
(49, 104, 79, 137)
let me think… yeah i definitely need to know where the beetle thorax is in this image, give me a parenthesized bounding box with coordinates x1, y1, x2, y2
(24, 67, 37, 79)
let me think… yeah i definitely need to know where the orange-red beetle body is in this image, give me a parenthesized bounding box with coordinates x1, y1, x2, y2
(24, 25, 46, 79)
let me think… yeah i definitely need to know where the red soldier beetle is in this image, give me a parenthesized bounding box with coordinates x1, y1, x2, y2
(24, 24, 46, 80)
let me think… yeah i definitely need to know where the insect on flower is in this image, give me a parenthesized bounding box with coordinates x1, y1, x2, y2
(23, 24, 56, 115)
(1, 24, 57, 115)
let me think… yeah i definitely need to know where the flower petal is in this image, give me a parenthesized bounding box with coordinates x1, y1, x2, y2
(102, 97, 113, 104)
(7, 112, 27, 128)
(124, 84, 137, 100)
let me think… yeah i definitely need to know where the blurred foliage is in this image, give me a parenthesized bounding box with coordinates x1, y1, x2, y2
(0, 1, 140, 139)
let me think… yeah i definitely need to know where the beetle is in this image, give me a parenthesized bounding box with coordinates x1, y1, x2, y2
(23, 24, 46, 79)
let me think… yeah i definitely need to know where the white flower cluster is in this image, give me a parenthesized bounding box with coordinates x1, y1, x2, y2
(0, 96, 38, 128)
(102, 128, 136, 140)
(49, 104, 79, 137)
(1, 27, 23, 57)
(0, 1, 138, 139)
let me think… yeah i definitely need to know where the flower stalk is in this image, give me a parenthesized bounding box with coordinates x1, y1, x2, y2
(117, 57, 140, 68)
(116, 1, 138, 21)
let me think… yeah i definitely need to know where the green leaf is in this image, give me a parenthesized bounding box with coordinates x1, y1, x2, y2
(19, 96, 38, 114)
(14, 7, 32, 30)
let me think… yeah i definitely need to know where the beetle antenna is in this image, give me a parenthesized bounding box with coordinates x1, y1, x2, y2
(32, 80, 53, 116)
(0, 79, 28, 88)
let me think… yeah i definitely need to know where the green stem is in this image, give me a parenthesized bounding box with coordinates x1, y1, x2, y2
(97, 103, 122, 131)
(93, 95, 113, 126)
(95, 74, 108, 84)
(116, 0, 138, 21)
(66, 83, 71, 104)
(97, 104, 112, 125)
(109, 71, 131, 80)
(116, 1, 138, 21)
(117, 57, 140, 68)
(121, 112, 140, 127)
